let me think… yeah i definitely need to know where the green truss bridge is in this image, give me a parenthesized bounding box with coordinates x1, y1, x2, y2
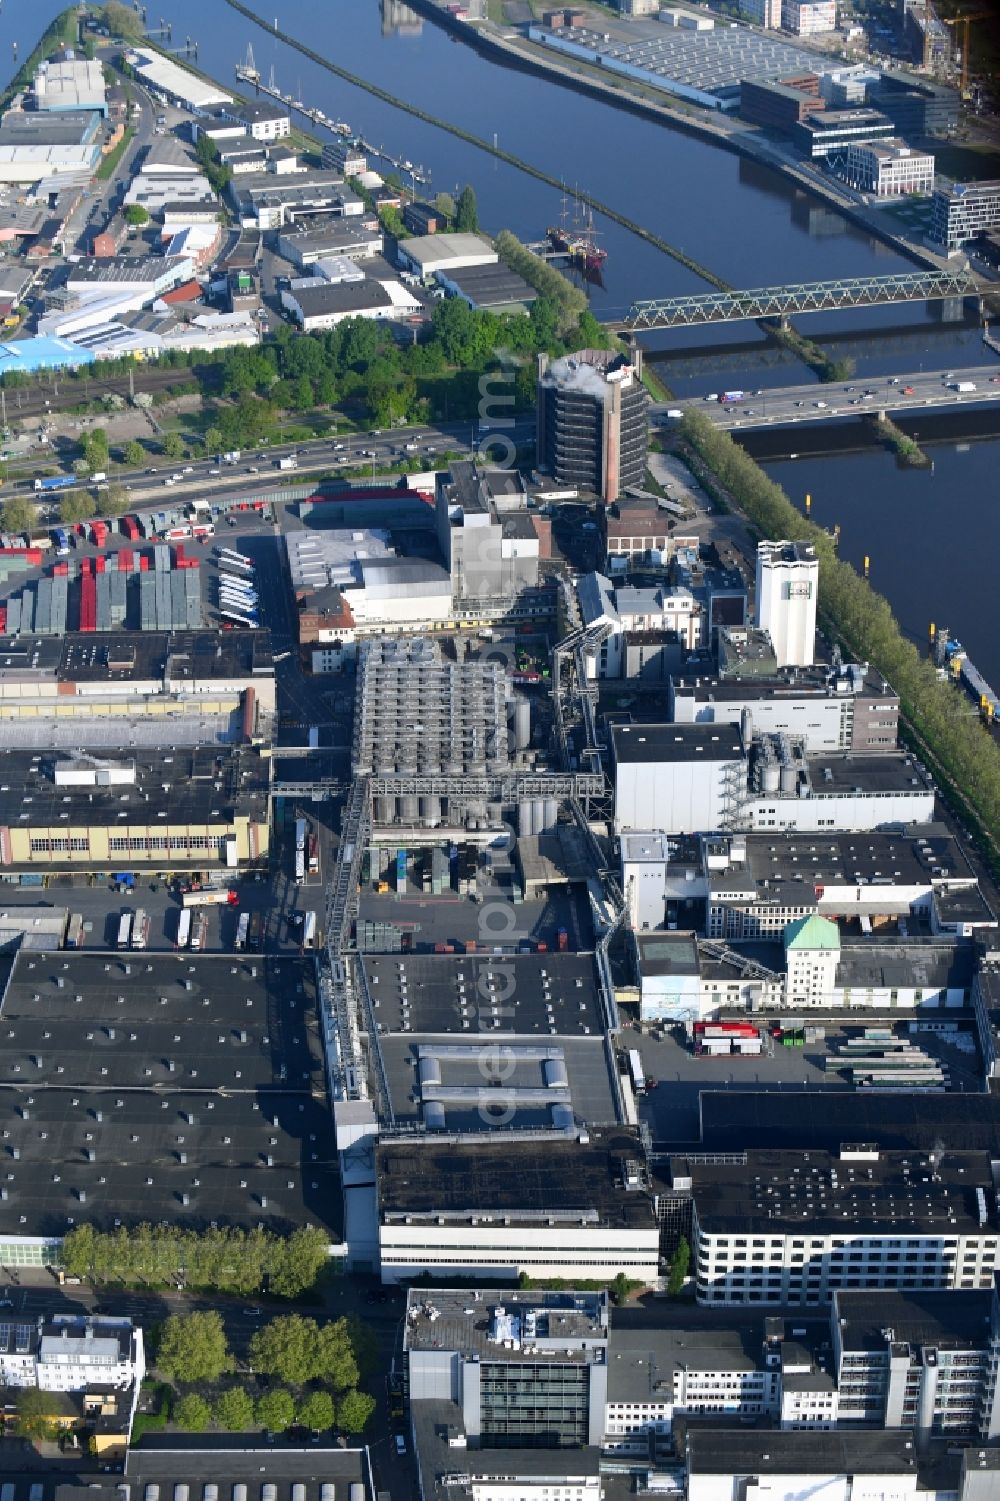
(618, 269, 986, 331)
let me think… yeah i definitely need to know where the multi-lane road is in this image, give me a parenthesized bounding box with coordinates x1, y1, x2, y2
(687, 364, 1000, 430)
(7, 416, 536, 508)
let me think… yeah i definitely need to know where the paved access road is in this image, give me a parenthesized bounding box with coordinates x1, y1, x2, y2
(683, 365, 1000, 430)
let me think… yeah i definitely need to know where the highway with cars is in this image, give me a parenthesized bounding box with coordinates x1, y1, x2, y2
(687, 364, 1000, 430)
(6, 416, 536, 506)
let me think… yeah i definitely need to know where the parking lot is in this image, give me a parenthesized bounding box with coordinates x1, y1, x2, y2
(627, 1016, 984, 1145)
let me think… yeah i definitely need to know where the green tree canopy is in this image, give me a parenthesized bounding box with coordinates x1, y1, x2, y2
(14, 1386, 59, 1443)
(250, 1314, 358, 1391)
(102, 1, 144, 37)
(161, 432, 186, 461)
(336, 1388, 376, 1434)
(82, 428, 110, 471)
(214, 1386, 256, 1431)
(434, 191, 456, 224)
(173, 1392, 212, 1432)
(125, 204, 149, 227)
(61, 1223, 330, 1298)
(157, 1311, 233, 1385)
(298, 1388, 335, 1433)
(122, 439, 145, 468)
(98, 482, 130, 518)
(2, 496, 37, 535)
(667, 1236, 690, 1296)
(256, 1387, 295, 1434)
(58, 492, 92, 525)
(455, 184, 478, 232)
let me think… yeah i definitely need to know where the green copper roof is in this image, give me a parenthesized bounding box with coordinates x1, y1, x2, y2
(784, 914, 841, 952)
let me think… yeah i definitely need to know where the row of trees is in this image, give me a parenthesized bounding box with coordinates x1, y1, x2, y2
(174, 1384, 370, 1435)
(61, 1223, 331, 1298)
(681, 407, 1000, 846)
(156, 1311, 375, 1435)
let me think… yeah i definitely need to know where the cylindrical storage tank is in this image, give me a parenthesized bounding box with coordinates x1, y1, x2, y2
(292, 1487, 307, 1501)
(399, 795, 419, 823)
(375, 797, 395, 826)
(232, 1488, 247, 1501)
(419, 796, 441, 826)
(518, 802, 533, 838)
(349, 1485, 366, 1501)
(530, 799, 545, 836)
(145, 1490, 160, 1501)
(551, 1104, 575, 1132)
(203, 1488, 218, 1501)
(487, 802, 503, 825)
(779, 761, 797, 794)
(174, 1488, 190, 1501)
(424, 1100, 446, 1130)
(761, 762, 780, 795)
(542, 798, 559, 832)
(262, 1487, 277, 1501)
(322, 1487, 337, 1501)
(543, 1058, 569, 1089)
(741, 706, 753, 748)
(418, 1056, 441, 1088)
(514, 697, 531, 751)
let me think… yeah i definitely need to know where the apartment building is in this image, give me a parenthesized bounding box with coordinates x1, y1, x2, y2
(0, 1314, 144, 1393)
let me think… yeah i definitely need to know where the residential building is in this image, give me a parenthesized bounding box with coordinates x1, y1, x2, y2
(666, 1145, 1000, 1306)
(0, 1314, 143, 1395)
(842, 139, 935, 197)
(930, 180, 1000, 252)
(224, 98, 291, 140)
(755, 540, 818, 668)
(536, 348, 648, 502)
(321, 140, 367, 175)
(781, 0, 836, 34)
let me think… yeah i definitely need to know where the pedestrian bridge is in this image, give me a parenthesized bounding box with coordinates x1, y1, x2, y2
(619, 269, 985, 331)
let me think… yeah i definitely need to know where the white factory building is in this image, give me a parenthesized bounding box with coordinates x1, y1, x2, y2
(755, 540, 818, 669)
(612, 724, 746, 835)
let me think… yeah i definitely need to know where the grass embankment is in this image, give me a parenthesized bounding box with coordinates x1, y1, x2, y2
(96, 127, 135, 182)
(680, 408, 1000, 863)
(769, 323, 854, 384)
(866, 412, 930, 468)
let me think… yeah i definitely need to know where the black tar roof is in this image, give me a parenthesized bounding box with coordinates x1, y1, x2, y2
(833, 1288, 994, 1352)
(0, 953, 339, 1241)
(378, 1128, 654, 1228)
(360, 952, 605, 1036)
(686, 1428, 918, 1475)
(0, 630, 273, 685)
(0, 745, 269, 827)
(290, 280, 393, 319)
(698, 1092, 1000, 1155)
(612, 723, 743, 764)
(678, 1148, 996, 1236)
(707, 824, 975, 900)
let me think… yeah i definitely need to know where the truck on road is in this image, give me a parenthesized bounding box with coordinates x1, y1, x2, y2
(131, 908, 150, 950)
(627, 1048, 645, 1095)
(117, 912, 133, 950)
(221, 451, 241, 465)
(720, 390, 745, 403)
(950, 381, 977, 392)
(181, 888, 239, 909)
(34, 474, 76, 493)
(176, 909, 192, 948)
(275, 455, 298, 470)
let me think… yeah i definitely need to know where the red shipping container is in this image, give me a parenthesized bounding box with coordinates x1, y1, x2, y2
(0, 606, 6, 632)
(95, 556, 106, 575)
(91, 521, 107, 546)
(121, 516, 139, 541)
(139, 555, 149, 572)
(52, 562, 69, 577)
(118, 549, 132, 572)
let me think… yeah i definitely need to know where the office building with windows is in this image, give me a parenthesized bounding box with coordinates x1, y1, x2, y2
(842, 139, 935, 198)
(930, 180, 1000, 251)
(665, 1145, 1000, 1307)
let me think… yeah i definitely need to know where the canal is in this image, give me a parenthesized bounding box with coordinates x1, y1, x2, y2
(3, 2, 997, 686)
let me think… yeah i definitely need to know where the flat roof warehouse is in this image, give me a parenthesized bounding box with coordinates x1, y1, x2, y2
(0, 953, 341, 1245)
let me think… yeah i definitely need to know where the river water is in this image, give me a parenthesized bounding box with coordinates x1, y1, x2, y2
(3, 1, 997, 679)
